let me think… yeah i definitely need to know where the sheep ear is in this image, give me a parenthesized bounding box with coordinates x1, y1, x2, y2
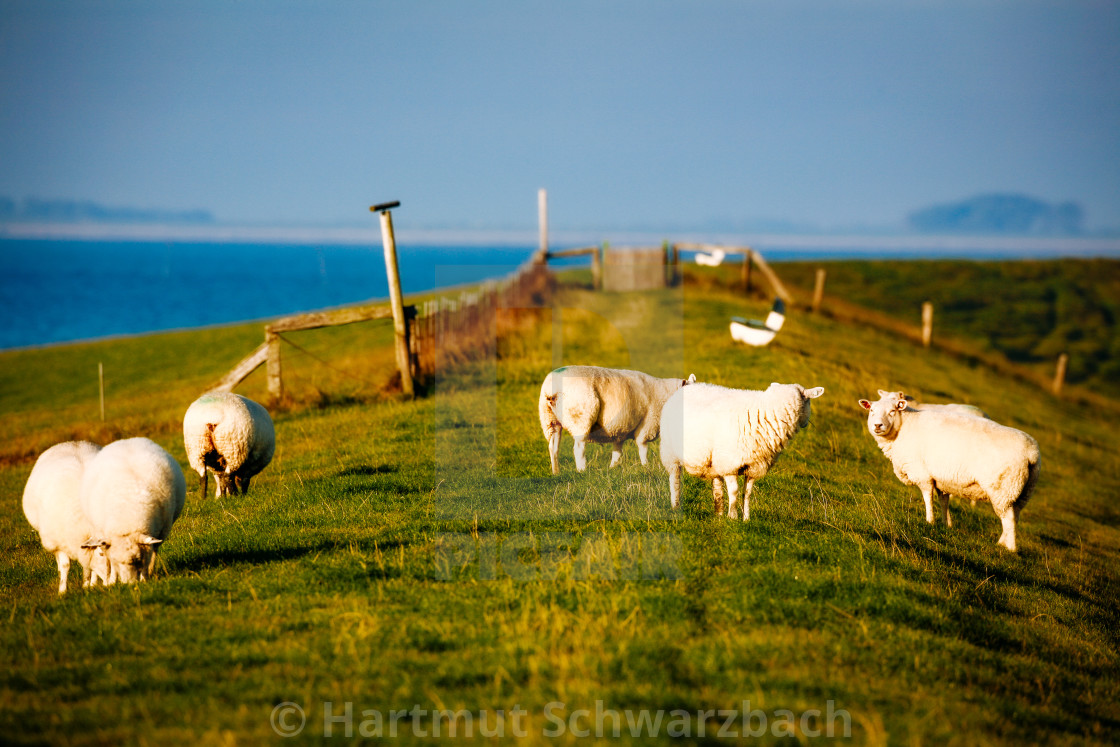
(877, 389, 890, 398)
(859, 399, 872, 410)
(896, 399, 908, 411)
(804, 387, 824, 399)
(81, 537, 109, 550)
(139, 535, 163, 546)
(687, 374, 696, 383)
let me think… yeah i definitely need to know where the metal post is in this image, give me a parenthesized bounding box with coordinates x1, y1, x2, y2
(371, 200, 414, 397)
(538, 188, 548, 259)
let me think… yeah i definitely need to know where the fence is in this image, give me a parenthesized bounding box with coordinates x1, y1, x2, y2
(209, 251, 552, 402)
(540, 241, 795, 302)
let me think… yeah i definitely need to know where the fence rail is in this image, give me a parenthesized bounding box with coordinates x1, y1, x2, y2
(208, 250, 552, 401)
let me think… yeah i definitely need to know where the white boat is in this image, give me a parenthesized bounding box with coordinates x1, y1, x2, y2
(730, 299, 785, 346)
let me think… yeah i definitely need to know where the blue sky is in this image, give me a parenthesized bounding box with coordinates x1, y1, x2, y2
(1, 0, 1118, 234)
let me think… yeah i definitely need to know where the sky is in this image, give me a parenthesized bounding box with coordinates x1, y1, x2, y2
(0, 0, 1118, 236)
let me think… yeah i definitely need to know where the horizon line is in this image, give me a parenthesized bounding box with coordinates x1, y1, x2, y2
(1, 220, 1119, 256)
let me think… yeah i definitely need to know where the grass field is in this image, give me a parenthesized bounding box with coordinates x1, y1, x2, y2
(1, 262, 1118, 745)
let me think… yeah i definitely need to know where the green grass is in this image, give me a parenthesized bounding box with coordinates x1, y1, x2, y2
(776, 258, 1120, 391)
(1, 266, 1118, 745)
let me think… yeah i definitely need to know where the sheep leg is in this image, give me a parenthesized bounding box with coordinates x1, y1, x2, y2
(237, 475, 251, 495)
(573, 439, 588, 472)
(998, 505, 1019, 552)
(144, 548, 159, 580)
(609, 444, 623, 469)
(55, 552, 70, 595)
(636, 439, 649, 466)
(940, 492, 952, 528)
(712, 478, 725, 516)
(724, 476, 739, 520)
(199, 471, 208, 500)
(742, 478, 755, 521)
(667, 463, 681, 509)
(547, 430, 562, 475)
(920, 484, 936, 523)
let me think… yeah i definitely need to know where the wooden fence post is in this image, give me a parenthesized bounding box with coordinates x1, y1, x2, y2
(742, 251, 753, 294)
(812, 268, 826, 313)
(591, 246, 602, 290)
(266, 328, 283, 401)
(921, 302, 934, 348)
(371, 200, 414, 397)
(1052, 353, 1068, 396)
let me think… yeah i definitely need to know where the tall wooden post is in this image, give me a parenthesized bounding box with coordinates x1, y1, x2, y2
(371, 200, 414, 397)
(591, 245, 602, 290)
(811, 268, 826, 313)
(538, 188, 548, 259)
(741, 250, 753, 294)
(921, 302, 934, 348)
(1053, 353, 1069, 396)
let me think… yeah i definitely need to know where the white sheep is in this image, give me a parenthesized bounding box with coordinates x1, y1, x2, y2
(858, 389, 1040, 552)
(538, 366, 696, 474)
(80, 437, 186, 583)
(183, 392, 275, 498)
(881, 391, 990, 509)
(660, 382, 825, 518)
(22, 441, 110, 594)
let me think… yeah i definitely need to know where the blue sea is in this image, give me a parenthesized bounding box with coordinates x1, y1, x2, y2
(1, 236, 1116, 350)
(0, 240, 550, 350)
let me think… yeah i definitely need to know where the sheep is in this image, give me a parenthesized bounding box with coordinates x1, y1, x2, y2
(660, 382, 825, 519)
(881, 391, 990, 421)
(879, 391, 990, 509)
(538, 366, 696, 474)
(21, 441, 110, 594)
(80, 437, 186, 583)
(183, 392, 275, 498)
(858, 390, 1040, 552)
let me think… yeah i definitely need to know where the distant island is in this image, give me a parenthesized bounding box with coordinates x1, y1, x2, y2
(0, 196, 214, 224)
(908, 194, 1084, 235)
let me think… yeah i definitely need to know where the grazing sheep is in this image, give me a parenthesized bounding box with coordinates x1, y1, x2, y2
(858, 390, 1040, 552)
(183, 392, 275, 498)
(660, 382, 825, 519)
(22, 441, 110, 593)
(538, 366, 696, 474)
(80, 438, 186, 583)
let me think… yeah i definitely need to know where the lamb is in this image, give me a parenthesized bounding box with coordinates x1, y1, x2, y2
(183, 392, 275, 498)
(538, 366, 696, 474)
(80, 437, 186, 583)
(858, 390, 1040, 552)
(660, 382, 825, 518)
(21, 441, 110, 593)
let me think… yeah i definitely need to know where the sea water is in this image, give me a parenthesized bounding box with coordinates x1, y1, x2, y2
(2, 236, 1114, 350)
(0, 240, 544, 350)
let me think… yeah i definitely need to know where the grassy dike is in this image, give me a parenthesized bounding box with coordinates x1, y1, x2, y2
(1, 267, 1118, 745)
